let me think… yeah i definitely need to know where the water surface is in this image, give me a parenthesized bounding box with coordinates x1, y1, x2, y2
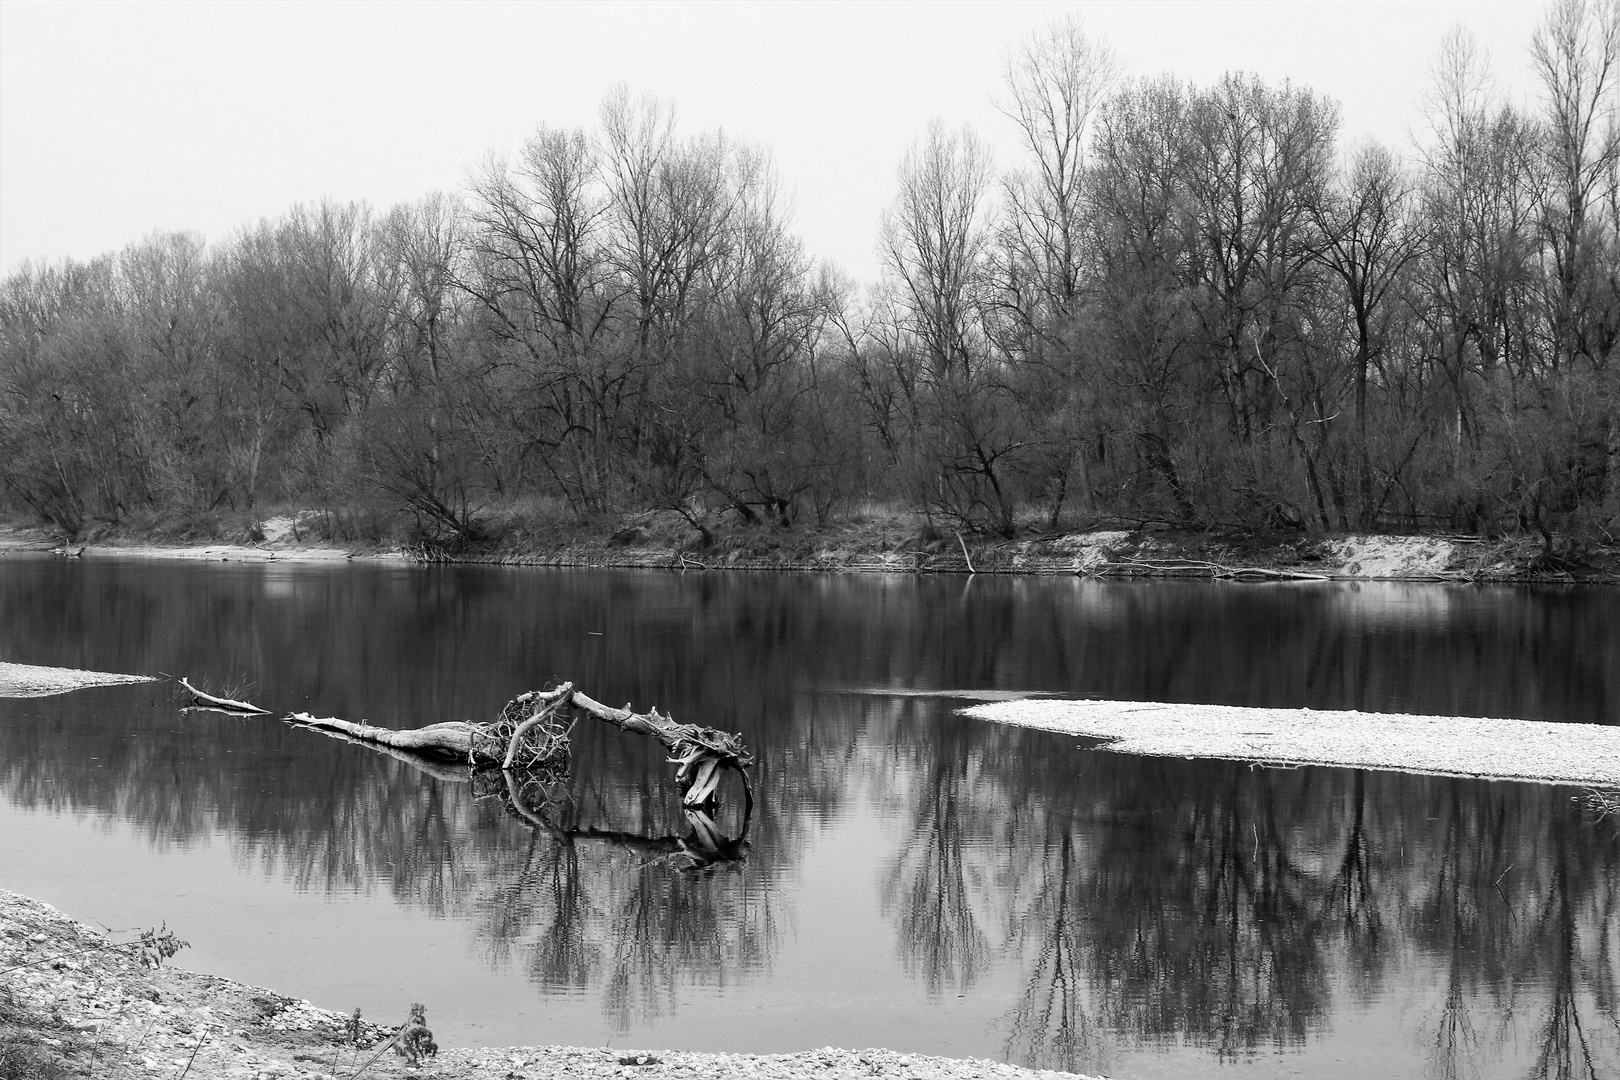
(1, 557, 1616, 1078)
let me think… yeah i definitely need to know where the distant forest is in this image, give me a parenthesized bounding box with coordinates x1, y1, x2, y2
(3, 1, 1617, 549)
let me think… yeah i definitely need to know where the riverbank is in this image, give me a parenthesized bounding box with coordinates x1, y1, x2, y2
(3, 513, 1617, 582)
(1, 891, 1095, 1080)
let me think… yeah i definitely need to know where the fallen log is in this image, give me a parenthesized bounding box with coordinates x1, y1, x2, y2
(286, 714, 480, 759)
(293, 725, 477, 784)
(287, 682, 753, 809)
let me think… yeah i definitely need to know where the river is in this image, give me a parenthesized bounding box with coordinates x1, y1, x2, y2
(1, 555, 1616, 1078)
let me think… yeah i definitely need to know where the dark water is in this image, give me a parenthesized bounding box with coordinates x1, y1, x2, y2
(1, 556, 1617, 1079)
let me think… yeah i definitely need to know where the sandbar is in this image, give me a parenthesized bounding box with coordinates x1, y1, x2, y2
(963, 698, 1620, 787)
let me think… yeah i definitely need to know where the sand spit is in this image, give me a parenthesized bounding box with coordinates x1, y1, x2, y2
(963, 698, 1620, 787)
(1, 890, 1101, 1080)
(0, 661, 157, 698)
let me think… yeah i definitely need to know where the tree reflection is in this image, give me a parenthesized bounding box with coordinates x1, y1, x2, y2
(876, 699, 995, 997)
(999, 829, 1105, 1074)
(962, 740, 1620, 1076)
(1519, 828, 1620, 1080)
(1319, 771, 1387, 999)
(1161, 789, 1316, 1053)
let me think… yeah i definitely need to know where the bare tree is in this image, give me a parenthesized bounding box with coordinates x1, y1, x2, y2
(464, 126, 621, 511)
(119, 231, 229, 509)
(882, 121, 994, 383)
(1531, 0, 1620, 369)
(1313, 142, 1426, 524)
(1086, 76, 1206, 522)
(880, 122, 1032, 534)
(364, 194, 490, 547)
(997, 13, 1119, 325)
(600, 86, 732, 365)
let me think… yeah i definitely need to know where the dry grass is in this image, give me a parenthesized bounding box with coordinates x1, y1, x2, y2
(0, 983, 80, 1080)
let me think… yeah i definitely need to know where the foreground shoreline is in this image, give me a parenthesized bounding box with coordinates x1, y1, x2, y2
(1, 891, 1098, 1080)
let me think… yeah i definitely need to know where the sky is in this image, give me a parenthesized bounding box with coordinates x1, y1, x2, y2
(0, 0, 1553, 285)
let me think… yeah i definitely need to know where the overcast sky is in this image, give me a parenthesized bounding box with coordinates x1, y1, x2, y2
(0, 0, 1551, 284)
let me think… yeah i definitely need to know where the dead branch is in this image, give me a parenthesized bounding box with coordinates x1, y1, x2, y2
(527, 684, 753, 808)
(1093, 559, 1330, 581)
(178, 678, 270, 715)
(955, 531, 976, 573)
(499, 685, 574, 769)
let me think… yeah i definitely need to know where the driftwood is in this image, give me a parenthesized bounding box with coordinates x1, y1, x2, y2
(286, 714, 482, 758)
(293, 724, 477, 783)
(178, 677, 271, 715)
(183, 675, 754, 811)
(270, 731, 750, 870)
(287, 682, 752, 808)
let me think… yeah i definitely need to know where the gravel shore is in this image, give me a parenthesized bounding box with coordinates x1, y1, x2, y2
(1, 891, 1101, 1080)
(963, 698, 1620, 786)
(0, 662, 158, 698)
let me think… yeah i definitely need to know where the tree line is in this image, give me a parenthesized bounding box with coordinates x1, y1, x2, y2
(2, 1, 1617, 548)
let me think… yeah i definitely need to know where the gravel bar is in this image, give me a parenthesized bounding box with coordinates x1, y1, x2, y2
(963, 699, 1620, 787)
(0, 661, 158, 698)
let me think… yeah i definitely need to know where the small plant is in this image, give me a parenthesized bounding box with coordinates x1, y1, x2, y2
(0, 923, 188, 980)
(619, 1052, 663, 1066)
(134, 924, 189, 970)
(394, 1002, 436, 1066)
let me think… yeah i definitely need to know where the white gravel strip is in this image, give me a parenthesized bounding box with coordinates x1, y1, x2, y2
(79, 543, 363, 562)
(0, 661, 158, 698)
(963, 698, 1620, 787)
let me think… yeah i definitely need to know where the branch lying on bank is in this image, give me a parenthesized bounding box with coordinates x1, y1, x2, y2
(1089, 559, 1331, 581)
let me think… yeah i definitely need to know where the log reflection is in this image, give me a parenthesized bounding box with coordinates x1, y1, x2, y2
(480, 766, 751, 874)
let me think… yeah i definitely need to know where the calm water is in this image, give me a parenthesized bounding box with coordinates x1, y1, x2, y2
(1, 556, 1617, 1079)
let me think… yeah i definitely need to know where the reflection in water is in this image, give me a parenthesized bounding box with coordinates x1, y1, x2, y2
(854, 697, 1620, 1078)
(0, 558, 1617, 1076)
(879, 710, 993, 998)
